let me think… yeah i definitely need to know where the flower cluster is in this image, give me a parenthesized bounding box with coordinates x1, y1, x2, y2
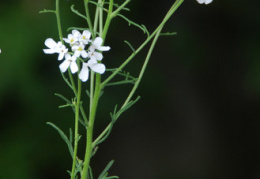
(196, 0, 213, 4)
(43, 30, 110, 82)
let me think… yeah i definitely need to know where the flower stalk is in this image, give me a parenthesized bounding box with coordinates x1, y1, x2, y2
(41, 0, 213, 178)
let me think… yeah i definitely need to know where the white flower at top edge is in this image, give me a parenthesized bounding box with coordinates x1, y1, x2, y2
(89, 37, 110, 52)
(72, 43, 88, 58)
(64, 30, 81, 46)
(196, 0, 213, 4)
(43, 38, 68, 60)
(59, 54, 78, 74)
(79, 59, 106, 82)
(79, 30, 91, 45)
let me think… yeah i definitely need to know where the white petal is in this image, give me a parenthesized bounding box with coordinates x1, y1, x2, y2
(72, 30, 81, 37)
(59, 60, 70, 73)
(74, 50, 81, 57)
(196, 0, 203, 4)
(93, 52, 103, 61)
(83, 30, 91, 38)
(44, 38, 57, 48)
(79, 63, 89, 82)
(81, 50, 88, 58)
(70, 62, 78, 74)
(97, 46, 110, 51)
(58, 52, 65, 61)
(65, 53, 71, 60)
(93, 37, 103, 47)
(205, 0, 213, 4)
(43, 49, 56, 54)
(89, 63, 105, 74)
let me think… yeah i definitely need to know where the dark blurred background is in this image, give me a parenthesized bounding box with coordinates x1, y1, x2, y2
(1, 0, 260, 179)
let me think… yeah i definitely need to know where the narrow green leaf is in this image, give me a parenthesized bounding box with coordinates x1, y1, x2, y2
(116, 96, 141, 119)
(98, 160, 115, 179)
(60, 71, 74, 92)
(67, 27, 92, 32)
(88, 166, 94, 179)
(106, 69, 136, 81)
(160, 32, 177, 36)
(124, 40, 136, 53)
(106, 176, 119, 179)
(39, 9, 56, 14)
(105, 80, 135, 87)
(117, 14, 149, 35)
(55, 93, 71, 104)
(46, 122, 74, 158)
(71, 5, 88, 21)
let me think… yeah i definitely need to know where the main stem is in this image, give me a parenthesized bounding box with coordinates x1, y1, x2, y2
(81, 76, 102, 179)
(81, 1, 113, 178)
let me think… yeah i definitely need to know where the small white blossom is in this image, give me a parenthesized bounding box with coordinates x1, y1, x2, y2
(196, 0, 213, 4)
(79, 59, 105, 82)
(64, 30, 81, 46)
(88, 50, 103, 61)
(59, 54, 78, 74)
(0, 49, 1, 53)
(72, 43, 88, 58)
(89, 37, 110, 52)
(79, 30, 91, 45)
(43, 38, 68, 60)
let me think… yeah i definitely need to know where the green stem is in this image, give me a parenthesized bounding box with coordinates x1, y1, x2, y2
(81, 1, 114, 178)
(81, 75, 102, 179)
(55, 0, 64, 43)
(84, 0, 94, 37)
(70, 71, 82, 179)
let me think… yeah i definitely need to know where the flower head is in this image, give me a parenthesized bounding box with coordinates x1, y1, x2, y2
(64, 30, 81, 46)
(79, 59, 105, 82)
(196, 0, 213, 4)
(43, 38, 68, 60)
(59, 54, 78, 74)
(79, 30, 91, 45)
(72, 43, 88, 58)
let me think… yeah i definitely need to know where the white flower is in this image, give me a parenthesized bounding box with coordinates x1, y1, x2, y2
(88, 50, 103, 61)
(59, 54, 78, 74)
(43, 38, 68, 60)
(72, 43, 88, 58)
(79, 59, 106, 82)
(64, 30, 81, 46)
(89, 37, 110, 52)
(0, 49, 1, 53)
(79, 30, 91, 45)
(196, 0, 213, 4)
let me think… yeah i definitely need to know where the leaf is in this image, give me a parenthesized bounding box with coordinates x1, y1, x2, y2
(98, 160, 115, 179)
(106, 69, 136, 81)
(55, 93, 71, 104)
(39, 9, 56, 14)
(67, 27, 92, 32)
(46, 122, 74, 158)
(124, 40, 136, 53)
(117, 14, 150, 36)
(88, 166, 94, 179)
(105, 80, 136, 87)
(160, 32, 177, 36)
(71, 5, 88, 21)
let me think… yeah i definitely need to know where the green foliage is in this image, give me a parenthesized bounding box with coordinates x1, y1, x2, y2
(98, 160, 119, 179)
(71, 5, 88, 21)
(46, 122, 74, 158)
